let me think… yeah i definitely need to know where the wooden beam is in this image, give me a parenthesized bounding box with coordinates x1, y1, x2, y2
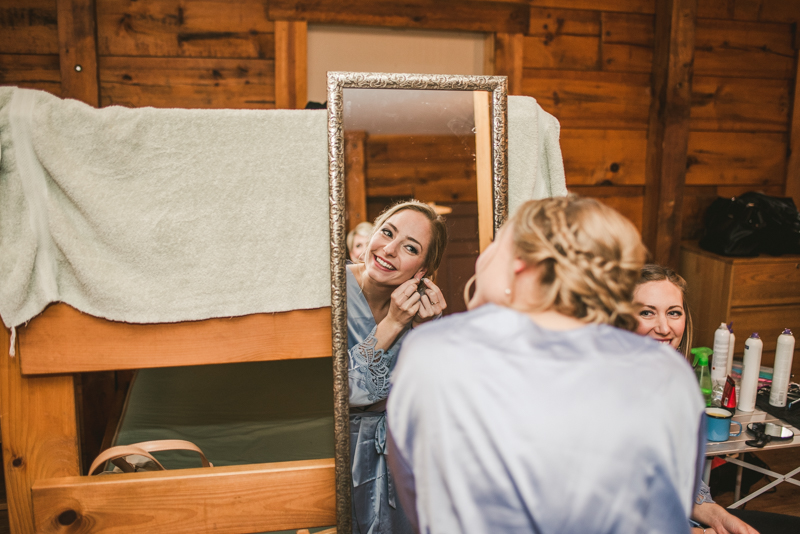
(642, 0, 696, 268)
(474, 91, 494, 251)
(56, 0, 99, 106)
(493, 33, 524, 95)
(275, 20, 308, 109)
(268, 0, 530, 34)
(1, 325, 80, 534)
(32, 459, 336, 534)
(345, 131, 368, 232)
(19, 304, 332, 375)
(787, 50, 800, 207)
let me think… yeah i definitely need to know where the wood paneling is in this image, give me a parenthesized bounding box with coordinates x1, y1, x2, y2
(267, 0, 530, 34)
(643, 0, 696, 268)
(57, 0, 99, 106)
(525, 8, 600, 71)
(568, 185, 645, 231)
(685, 131, 787, 186)
(787, 52, 800, 207)
(0, 53, 60, 94)
(561, 129, 647, 185)
(494, 33, 524, 94)
(274, 20, 307, 109)
(99, 56, 276, 108)
(691, 76, 790, 132)
(365, 134, 477, 204)
(694, 19, 794, 79)
(0, 328, 80, 533)
(521, 69, 651, 129)
(601, 12, 654, 73)
(345, 131, 368, 232)
(32, 459, 336, 534)
(730, 261, 800, 307)
(96, 0, 276, 59)
(19, 304, 332, 375)
(0, 0, 59, 54)
(528, 0, 655, 15)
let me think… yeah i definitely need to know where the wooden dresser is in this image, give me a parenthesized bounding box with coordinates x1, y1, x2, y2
(680, 241, 800, 377)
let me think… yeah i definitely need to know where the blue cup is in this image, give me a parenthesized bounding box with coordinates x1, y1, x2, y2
(706, 407, 742, 442)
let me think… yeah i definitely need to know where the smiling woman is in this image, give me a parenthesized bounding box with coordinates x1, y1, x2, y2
(346, 200, 448, 533)
(633, 264, 694, 358)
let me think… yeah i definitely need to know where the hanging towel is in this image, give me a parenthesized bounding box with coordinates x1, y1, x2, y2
(508, 95, 567, 215)
(0, 87, 331, 330)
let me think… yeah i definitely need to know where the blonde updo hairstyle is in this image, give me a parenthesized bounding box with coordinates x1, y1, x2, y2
(509, 196, 647, 331)
(636, 264, 694, 358)
(371, 200, 448, 282)
(347, 222, 374, 258)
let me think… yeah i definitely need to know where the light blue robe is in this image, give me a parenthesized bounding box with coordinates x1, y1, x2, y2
(387, 304, 706, 534)
(347, 266, 414, 534)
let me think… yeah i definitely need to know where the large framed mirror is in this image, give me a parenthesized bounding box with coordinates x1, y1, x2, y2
(327, 72, 508, 531)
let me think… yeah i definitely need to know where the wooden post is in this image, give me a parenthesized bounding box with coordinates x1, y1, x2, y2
(56, 0, 99, 107)
(494, 33, 524, 95)
(275, 20, 308, 109)
(474, 91, 494, 252)
(643, 0, 697, 268)
(344, 131, 368, 232)
(787, 50, 800, 207)
(0, 326, 81, 534)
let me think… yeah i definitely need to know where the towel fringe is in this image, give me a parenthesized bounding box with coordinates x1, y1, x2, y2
(9, 326, 16, 357)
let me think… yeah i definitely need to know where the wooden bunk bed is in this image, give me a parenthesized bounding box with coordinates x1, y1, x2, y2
(1, 304, 340, 534)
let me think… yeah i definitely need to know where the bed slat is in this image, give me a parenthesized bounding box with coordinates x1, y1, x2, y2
(19, 304, 332, 375)
(32, 459, 336, 533)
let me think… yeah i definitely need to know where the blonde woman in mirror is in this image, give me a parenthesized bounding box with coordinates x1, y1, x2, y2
(347, 200, 448, 534)
(634, 265, 800, 534)
(387, 196, 705, 533)
(348, 221, 374, 263)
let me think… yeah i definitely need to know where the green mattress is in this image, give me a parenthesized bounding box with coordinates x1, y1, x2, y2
(112, 358, 337, 533)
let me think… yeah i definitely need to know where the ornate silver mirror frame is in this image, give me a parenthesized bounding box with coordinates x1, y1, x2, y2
(327, 71, 508, 532)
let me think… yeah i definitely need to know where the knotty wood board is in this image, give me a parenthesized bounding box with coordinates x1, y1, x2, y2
(96, 0, 276, 59)
(691, 76, 790, 132)
(267, 0, 530, 34)
(561, 129, 647, 186)
(345, 131, 368, 233)
(493, 33, 524, 95)
(567, 185, 644, 231)
(0, 331, 80, 534)
(57, 0, 100, 106)
(685, 131, 787, 186)
(0, 0, 58, 54)
(98, 56, 276, 109)
(528, 0, 655, 14)
(274, 20, 306, 109)
(32, 459, 336, 534)
(521, 69, 651, 129)
(0, 53, 61, 95)
(19, 304, 332, 375)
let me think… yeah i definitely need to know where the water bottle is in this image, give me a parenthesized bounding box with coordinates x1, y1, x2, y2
(769, 329, 796, 407)
(690, 347, 713, 406)
(738, 333, 763, 413)
(710, 323, 730, 406)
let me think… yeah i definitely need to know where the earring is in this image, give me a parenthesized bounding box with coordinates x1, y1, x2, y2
(463, 274, 477, 308)
(504, 288, 511, 296)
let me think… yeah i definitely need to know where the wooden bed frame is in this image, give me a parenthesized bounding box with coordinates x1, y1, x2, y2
(1, 303, 337, 534)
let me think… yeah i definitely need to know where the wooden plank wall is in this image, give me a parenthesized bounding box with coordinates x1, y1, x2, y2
(1, 0, 287, 109)
(508, 0, 800, 244)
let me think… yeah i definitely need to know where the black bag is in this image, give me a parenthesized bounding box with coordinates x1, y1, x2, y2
(699, 192, 800, 256)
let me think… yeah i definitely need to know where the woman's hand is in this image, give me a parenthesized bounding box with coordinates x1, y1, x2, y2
(385, 278, 423, 331)
(691, 503, 759, 534)
(413, 278, 446, 329)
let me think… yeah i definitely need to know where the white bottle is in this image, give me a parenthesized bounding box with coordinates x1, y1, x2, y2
(726, 326, 735, 378)
(738, 333, 763, 413)
(710, 323, 730, 405)
(769, 329, 796, 407)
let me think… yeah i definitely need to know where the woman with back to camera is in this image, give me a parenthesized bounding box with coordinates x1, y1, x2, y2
(347, 200, 448, 533)
(387, 196, 706, 533)
(634, 264, 800, 534)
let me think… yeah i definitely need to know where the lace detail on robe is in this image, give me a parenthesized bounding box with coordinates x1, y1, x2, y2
(350, 325, 394, 403)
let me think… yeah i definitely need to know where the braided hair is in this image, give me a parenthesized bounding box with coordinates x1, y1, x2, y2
(509, 196, 647, 331)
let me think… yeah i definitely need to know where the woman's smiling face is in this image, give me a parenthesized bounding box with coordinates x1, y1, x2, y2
(633, 280, 686, 350)
(364, 209, 431, 287)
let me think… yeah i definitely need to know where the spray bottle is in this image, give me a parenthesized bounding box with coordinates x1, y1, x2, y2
(710, 323, 730, 406)
(690, 347, 713, 406)
(738, 333, 763, 413)
(769, 329, 796, 407)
